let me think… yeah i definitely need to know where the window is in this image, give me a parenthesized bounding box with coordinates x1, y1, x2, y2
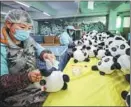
(116, 16, 121, 28)
(123, 17, 130, 27)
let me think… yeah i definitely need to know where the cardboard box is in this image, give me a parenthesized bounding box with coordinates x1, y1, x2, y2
(44, 36, 55, 44)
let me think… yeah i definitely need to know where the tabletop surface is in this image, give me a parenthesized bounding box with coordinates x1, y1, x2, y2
(43, 58, 129, 106)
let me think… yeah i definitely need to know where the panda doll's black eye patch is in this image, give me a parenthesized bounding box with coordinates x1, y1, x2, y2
(120, 44, 125, 49)
(98, 61, 102, 65)
(104, 58, 110, 62)
(111, 47, 116, 52)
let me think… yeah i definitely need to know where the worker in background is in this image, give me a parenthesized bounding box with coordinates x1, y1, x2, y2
(0, 9, 56, 107)
(59, 25, 75, 46)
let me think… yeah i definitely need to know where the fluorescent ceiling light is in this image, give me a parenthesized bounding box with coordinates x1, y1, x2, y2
(14, 1, 30, 8)
(88, 1, 94, 10)
(1, 12, 7, 15)
(43, 12, 51, 16)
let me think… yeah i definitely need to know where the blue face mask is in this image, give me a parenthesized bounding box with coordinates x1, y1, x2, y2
(14, 29, 31, 41)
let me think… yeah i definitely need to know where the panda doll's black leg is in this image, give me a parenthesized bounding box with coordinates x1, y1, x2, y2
(92, 65, 98, 71)
(99, 71, 105, 76)
(74, 59, 78, 63)
(61, 83, 68, 90)
(84, 58, 90, 62)
(121, 91, 128, 100)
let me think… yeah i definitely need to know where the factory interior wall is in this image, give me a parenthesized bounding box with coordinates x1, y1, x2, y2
(38, 16, 107, 36)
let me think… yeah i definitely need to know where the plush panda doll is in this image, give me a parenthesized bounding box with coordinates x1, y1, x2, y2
(104, 36, 114, 50)
(114, 48, 130, 74)
(107, 40, 130, 57)
(95, 49, 106, 59)
(87, 30, 98, 39)
(82, 37, 92, 47)
(121, 74, 130, 107)
(92, 56, 117, 75)
(39, 68, 70, 92)
(88, 45, 97, 58)
(72, 45, 90, 63)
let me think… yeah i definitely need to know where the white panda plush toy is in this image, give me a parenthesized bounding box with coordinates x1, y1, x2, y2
(92, 56, 117, 75)
(88, 45, 97, 58)
(114, 48, 130, 74)
(87, 30, 98, 39)
(104, 36, 114, 49)
(117, 41, 130, 56)
(81, 37, 92, 47)
(107, 40, 130, 56)
(95, 49, 106, 59)
(39, 68, 70, 92)
(72, 45, 90, 63)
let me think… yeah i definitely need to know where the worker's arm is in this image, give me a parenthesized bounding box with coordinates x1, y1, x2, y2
(0, 43, 31, 93)
(28, 36, 52, 60)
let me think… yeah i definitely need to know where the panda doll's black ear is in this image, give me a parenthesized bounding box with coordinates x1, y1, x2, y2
(40, 69, 52, 77)
(126, 48, 130, 56)
(92, 65, 98, 71)
(63, 75, 70, 82)
(121, 91, 128, 100)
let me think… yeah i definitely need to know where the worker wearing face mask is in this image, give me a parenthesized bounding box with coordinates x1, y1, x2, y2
(59, 25, 75, 46)
(0, 9, 56, 107)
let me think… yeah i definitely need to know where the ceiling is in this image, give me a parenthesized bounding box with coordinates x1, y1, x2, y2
(1, 1, 130, 20)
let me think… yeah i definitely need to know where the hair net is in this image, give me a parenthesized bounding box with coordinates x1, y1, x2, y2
(5, 9, 33, 25)
(66, 26, 75, 30)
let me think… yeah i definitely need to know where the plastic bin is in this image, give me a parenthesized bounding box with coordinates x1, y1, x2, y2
(43, 46, 68, 60)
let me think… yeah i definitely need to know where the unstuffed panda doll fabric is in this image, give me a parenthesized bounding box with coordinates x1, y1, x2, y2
(114, 48, 130, 74)
(39, 68, 70, 92)
(72, 45, 90, 63)
(92, 56, 117, 75)
(121, 74, 130, 107)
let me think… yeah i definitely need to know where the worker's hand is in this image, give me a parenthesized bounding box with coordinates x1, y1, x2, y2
(28, 69, 42, 83)
(43, 53, 56, 64)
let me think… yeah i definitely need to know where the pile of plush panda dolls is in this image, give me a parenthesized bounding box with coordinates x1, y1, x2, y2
(71, 30, 130, 106)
